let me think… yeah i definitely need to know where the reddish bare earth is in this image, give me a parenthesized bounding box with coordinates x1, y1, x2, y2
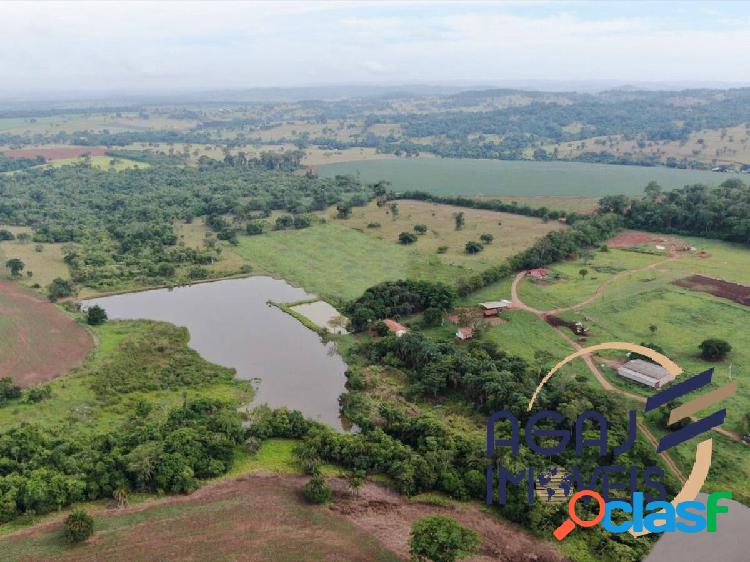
(673, 274, 750, 306)
(0, 280, 93, 386)
(606, 230, 670, 248)
(1, 146, 107, 160)
(1, 475, 566, 562)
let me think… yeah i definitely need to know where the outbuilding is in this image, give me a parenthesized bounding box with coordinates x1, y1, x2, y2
(456, 327, 474, 340)
(478, 300, 513, 317)
(383, 319, 408, 337)
(617, 359, 675, 388)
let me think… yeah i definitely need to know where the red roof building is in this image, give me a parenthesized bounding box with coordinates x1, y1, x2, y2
(527, 268, 550, 279)
(383, 319, 408, 337)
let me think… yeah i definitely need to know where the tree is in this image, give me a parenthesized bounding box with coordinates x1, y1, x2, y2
(47, 278, 75, 302)
(5, 258, 24, 277)
(422, 307, 443, 327)
(64, 510, 94, 543)
(699, 339, 732, 361)
(479, 233, 493, 245)
(0, 229, 14, 241)
(373, 320, 390, 336)
(410, 516, 480, 562)
(86, 305, 108, 326)
(464, 241, 483, 255)
(399, 232, 418, 245)
(453, 212, 465, 231)
(414, 224, 428, 235)
(579, 268, 588, 279)
(303, 474, 331, 504)
(389, 202, 400, 220)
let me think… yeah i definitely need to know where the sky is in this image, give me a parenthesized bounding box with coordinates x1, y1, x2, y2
(2, 0, 750, 94)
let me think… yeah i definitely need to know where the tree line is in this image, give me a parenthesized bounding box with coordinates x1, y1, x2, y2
(600, 179, 750, 244)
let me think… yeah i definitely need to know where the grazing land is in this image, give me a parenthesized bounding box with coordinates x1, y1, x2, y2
(318, 158, 733, 197)
(0, 145, 108, 160)
(0, 227, 70, 287)
(328, 200, 562, 270)
(233, 223, 469, 302)
(0, 280, 93, 387)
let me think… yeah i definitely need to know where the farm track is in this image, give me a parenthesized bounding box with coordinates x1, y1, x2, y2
(509, 251, 750, 484)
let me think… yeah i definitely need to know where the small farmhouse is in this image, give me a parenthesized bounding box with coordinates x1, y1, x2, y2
(383, 318, 408, 337)
(456, 327, 473, 340)
(617, 359, 675, 388)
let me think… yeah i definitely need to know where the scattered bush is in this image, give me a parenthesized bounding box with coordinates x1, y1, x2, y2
(303, 474, 332, 504)
(414, 224, 428, 235)
(410, 516, 480, 562)
(479, 233, 494, 245)
(64, 510, 94, 544)
(436, 245, 448, 254)
(464, 241, 483, 254)
(399, 232, 418, 245)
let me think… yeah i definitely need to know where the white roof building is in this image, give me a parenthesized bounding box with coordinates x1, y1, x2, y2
(617, 359, 675, 389)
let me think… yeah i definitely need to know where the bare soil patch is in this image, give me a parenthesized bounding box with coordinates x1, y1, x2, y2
(3, 474, 564, 562)
(0, 280, 93, 386)
(2, 146, 107, 160)
(607, 230, 671, 248)
(673, 274, 750, 306)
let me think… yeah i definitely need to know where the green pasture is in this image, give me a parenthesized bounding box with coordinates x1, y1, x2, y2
(516, 248, 668, 311)
(318, 158, 733, 197)
(232, 223, 470, 303)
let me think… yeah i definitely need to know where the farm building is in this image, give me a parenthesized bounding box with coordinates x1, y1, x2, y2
(456, 327, 474, 340)
(617, 359, 675, 389)
(527, 268, 550, 279)
(383, 319, 408, 337)
(478, 300, 513, 317)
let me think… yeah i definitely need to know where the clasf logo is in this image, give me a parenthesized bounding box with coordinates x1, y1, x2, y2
(553, 489, 732, 540)
(485, 342, 738, 540)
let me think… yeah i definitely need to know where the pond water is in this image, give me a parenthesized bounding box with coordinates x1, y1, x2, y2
(85, 277, 348, 430)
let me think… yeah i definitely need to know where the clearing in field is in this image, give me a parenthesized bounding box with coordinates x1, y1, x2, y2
(232, 223, 468, 302)
(674, 274, 750, 306)
(0, 280, 93, 387)
(328, 200, 562, 271)
(174, 219, 249, 275)
(0, 226, 70, 287)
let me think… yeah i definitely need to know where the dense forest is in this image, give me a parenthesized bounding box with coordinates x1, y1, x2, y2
(0, 162, 371, 290)
(600, 179, 750, 243)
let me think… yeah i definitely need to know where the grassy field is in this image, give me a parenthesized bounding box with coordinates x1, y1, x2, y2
(0, 112, 196, 135)
(44, 155, 148, 171)
(0, 320, 251, 433)
(318, 157, 735, 197)
(517, 248, 668, 311)
(232, 223, 470, 302)
(538, 123, 750, 166)
(326, 199, 562, 271)
(0, 226, 70, 287)
(174, 219, 249, 274)
(474, 194, 600, 214)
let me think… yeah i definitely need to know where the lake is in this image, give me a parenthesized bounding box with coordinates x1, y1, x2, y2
(85, 277, 348, 430)
(318, 158, 739, 197)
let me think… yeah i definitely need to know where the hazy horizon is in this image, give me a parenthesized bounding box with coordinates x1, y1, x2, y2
(2, 0, 750, 95)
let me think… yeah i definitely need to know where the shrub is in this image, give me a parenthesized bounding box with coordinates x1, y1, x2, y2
(303, 474, 331, 504)
(410, 516, 480, 562)
(436, 245, 448, 254)
(464, 241, 483, 254)
(86, 305, 108, 326)
(479, 233, 494, 245)
(699, 339, 732, 361)
(47, 277, 76, 302)
(399, 232, 418, 245)
(246, 222, 263, 235)
(422, 307, 443, 327)
(64, 510, 94, 543)
(367, 222, 381, 229)
(414, 224, 428, 235)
